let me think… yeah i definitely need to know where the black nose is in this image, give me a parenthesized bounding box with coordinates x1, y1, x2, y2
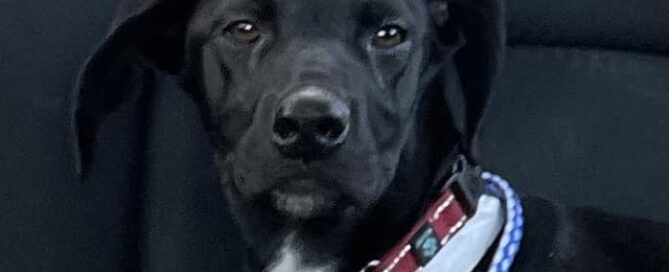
(272, 87, 350, 160)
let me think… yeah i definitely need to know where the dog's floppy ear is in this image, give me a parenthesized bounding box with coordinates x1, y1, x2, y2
(430, 0, 505, 162)
(72, 0, 198, 177)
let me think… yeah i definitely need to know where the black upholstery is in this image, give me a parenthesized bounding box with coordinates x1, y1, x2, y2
(0, 0, 667, 271)
(481, 47, 669, 220)
(505, 0, 669, 54)
(481, 0, 669, 220)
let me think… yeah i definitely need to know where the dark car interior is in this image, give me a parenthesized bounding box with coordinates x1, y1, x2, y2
(1, 0, 667, 270)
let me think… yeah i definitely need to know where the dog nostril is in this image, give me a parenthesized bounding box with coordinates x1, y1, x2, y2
(273, 117, 300, 144)
(316, 117, 346, 142)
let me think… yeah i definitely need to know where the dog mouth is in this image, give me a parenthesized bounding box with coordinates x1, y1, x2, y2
(272, 191, 332, 218)
(269, 179, 343, 219)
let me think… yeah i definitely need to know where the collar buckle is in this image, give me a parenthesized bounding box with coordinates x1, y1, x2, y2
(441, 155, 483, 216)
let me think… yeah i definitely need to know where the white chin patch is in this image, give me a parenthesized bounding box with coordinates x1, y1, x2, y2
(272, 191, 327, 218)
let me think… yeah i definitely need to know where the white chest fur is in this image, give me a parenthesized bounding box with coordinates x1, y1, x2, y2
(267, 233, 336, 272)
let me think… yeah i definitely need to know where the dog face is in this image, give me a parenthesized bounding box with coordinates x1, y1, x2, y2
(73, 0, 502, 266)
(183, 0, 443, 220)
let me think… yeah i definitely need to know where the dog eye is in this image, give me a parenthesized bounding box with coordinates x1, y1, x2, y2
(372, 25, 406, 48)
(225, 21, 261, 44)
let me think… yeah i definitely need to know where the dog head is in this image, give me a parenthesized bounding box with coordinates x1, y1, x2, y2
(184, 0, 460, 220)
(73, 0, 503, 265)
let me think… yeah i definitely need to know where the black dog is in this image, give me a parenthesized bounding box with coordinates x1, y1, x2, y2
(72, 0, 669, 271)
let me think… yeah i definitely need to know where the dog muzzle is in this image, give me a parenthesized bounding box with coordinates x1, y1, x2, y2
(360, 156, 524, 272)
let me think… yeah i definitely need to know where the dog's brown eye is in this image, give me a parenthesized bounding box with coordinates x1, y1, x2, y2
(225, 21, 260, 44)
(372, 25, 406, 48)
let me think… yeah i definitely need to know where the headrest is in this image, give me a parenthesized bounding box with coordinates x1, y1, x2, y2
(507, 0, 669, 54)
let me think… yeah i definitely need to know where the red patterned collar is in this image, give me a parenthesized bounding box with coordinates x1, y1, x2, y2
(360, 156, 488, 272)
(362, 188, 471, 272)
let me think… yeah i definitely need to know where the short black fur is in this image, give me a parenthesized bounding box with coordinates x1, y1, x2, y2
(72, 0, 669, 271)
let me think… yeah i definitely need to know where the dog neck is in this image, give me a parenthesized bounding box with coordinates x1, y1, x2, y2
(259, 141, 447, 272)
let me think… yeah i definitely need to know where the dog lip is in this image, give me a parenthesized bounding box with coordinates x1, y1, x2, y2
(269, 178, 341, 218)
(274, 177, 324, 193)
(272, 190, 331, 218)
